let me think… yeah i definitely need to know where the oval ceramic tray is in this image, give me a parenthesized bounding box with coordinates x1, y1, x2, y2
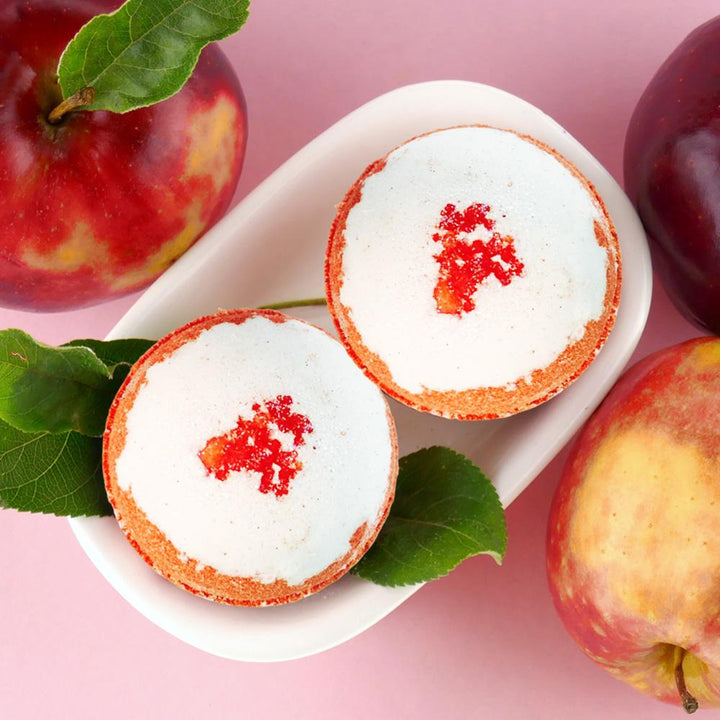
(69, 80, 652, 662)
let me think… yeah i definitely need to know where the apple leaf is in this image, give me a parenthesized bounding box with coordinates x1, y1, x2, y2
(0, 419, 111, 517)
(352, 446, 507, 586)
(63, 337, 154, 376)
(0, 330, 152, 438)
(57, 0, 251, 114)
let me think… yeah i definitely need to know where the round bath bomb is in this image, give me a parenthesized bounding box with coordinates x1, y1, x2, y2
(103, 308, 398, 606)
(326, 125, 621, 420)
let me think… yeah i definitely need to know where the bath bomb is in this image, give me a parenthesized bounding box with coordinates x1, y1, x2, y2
(103, 308, 398, 606)
(326, 125, 621, 419)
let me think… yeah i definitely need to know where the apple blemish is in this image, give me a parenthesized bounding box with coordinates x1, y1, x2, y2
(199, 395, 314, 497)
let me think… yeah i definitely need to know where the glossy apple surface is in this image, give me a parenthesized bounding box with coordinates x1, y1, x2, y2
(624, 16, 720, 335)
(0, 0, 247, 311)
(547, 337, 720, 712)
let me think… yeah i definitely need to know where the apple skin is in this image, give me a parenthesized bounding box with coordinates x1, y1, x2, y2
(0, 0, 247, 311)
(547, 337, 720, 711)
(624, 17, 720, 335)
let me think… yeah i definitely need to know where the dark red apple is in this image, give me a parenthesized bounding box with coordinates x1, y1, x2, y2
(624, 16, 720, 334)
(0, 0, 247, 311)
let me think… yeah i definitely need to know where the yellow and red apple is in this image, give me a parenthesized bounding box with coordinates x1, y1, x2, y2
(547, 337, 720, 712)
(0, 0, 247, 311)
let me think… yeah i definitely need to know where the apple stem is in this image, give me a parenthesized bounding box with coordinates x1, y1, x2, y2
(47, 86, 95, 124)
(258, 297, 327, 311)
(675, 648, 699, 714)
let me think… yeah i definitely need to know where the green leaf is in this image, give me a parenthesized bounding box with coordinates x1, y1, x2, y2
(0, 330, 153, 438)
(63, 337, 154, 375)
(63, 338, 155, 419)
(352, 447, 507, 587)
(0, 419, 111, 517)
(0, 329, 113, 437)
(57, 0, 251, 114)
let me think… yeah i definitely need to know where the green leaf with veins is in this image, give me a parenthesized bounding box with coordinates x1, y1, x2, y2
(0, 419, 111, 517)
(63, 337, 154, 376)
(57, 0, 251, 114)
(0, 330, 153, 438)
(352, 447, 507, 586)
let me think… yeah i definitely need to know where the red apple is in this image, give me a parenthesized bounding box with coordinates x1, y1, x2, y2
(0, 0, 247, 311)
(547, 337, 720, 712)
(624, 16, 720, 335)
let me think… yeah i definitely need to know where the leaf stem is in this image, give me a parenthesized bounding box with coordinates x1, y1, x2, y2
(47, 86, 95, 124)
(258, 298, 327, 311)
(675, 648, 699, 713)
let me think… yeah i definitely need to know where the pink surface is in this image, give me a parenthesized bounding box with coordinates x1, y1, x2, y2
(0, 2, 715, 718)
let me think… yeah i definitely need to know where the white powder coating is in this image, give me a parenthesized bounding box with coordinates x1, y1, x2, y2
(340, 126, 612, 392)
(114, 317, 394, 586)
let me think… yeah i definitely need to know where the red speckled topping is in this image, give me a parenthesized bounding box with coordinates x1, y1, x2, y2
(199, 395, 314, 498)
(433, 202, 524, 316)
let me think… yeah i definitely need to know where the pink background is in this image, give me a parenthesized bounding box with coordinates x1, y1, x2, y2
(0, 1, 716, 717)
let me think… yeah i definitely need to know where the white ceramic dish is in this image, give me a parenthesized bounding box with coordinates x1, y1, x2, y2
(69, 80, 652, 662)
